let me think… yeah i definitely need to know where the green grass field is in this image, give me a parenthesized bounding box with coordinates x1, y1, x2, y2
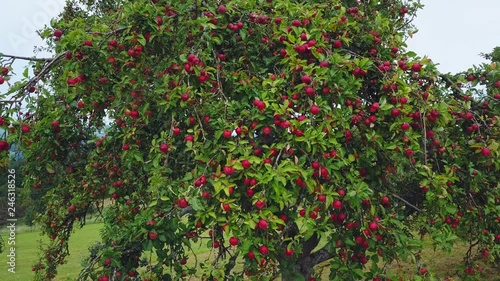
(1, 222, 499, 280)
(0, 223, 103, 281)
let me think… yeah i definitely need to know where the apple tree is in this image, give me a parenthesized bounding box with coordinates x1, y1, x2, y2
(0, 0, 499, 280)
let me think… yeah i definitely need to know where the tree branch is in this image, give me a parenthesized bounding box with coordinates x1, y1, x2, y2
(0, 54, 54, 62)
(311, 248, 334, 265)
(392, 193, 421, 212)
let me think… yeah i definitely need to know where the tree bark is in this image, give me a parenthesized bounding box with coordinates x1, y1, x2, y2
(280, 233, 334, 280)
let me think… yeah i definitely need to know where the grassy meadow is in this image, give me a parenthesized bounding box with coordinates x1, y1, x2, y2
(0, 222, 103, 281)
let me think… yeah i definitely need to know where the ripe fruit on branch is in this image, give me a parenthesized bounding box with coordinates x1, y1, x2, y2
(129, 110, 139, 119)
(0, 140, 9, 151)
(368, 222, 378, 232)
(305, 86, 315, 96)
(247, 251, 255, 260)
(217, 5, 227, 14)
(262, 126, 272, 135)
(332, 200, 342, 209)
(391, 108, 401, 117)
(405, 149, 414, 158)
(223, 130, 232, 139)
(148, 232, 158, 240)
(310, 105, 320, 115)
(178, 198, 189, 208)
(259, 245, 269, 255)
(481, 147, 491, 157)
(159, 143, 169, 153)
(223, 166, 235, 175)
(411, 62, 422, 72)
(241, 159, 252, 169)
(229, 236, 239, 246)
(54, 29, 63, 37)
(21, 124, 31, 133)
(255, 200, 265, 209)
(258, 219, 268, 229)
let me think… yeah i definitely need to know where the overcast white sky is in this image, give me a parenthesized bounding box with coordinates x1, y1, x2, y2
(0, 0, 499, 88)
(406, 0, 500, 73)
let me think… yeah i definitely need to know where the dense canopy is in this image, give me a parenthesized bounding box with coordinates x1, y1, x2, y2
(0, 0, 499, 280)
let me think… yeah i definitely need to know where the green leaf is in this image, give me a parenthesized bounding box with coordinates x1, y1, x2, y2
(190, 198, 202, 211)
(46, 163, 55, 174)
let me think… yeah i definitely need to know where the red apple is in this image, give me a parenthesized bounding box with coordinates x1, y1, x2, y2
(391, 108, 401, 117)
(129, 110, 139, 119)
(368, 221, 378, 231)
(258, 219, 268, 229)
(0, 140, 9, 151)
(241, 159, 251, 169)
(21, 124, 30, 133)
(411, 63, 422, 72)
(332, 200, 342, 209)
(178, 198, 189, 208)
(148, 232, 158, 240)
(310, 105, 320, 115)
(160, 143, 169, 153)
(223, 166, 235, 175)
(54, 29, 63, 37)
(301, 75, 311, 84)
(481, 147, 491, 157)
(255, 200, 265, 209)
(247, 251, 255, 259)
(259, 245, 269, 255)
(229, 236, 239, 246)
(217, 5, 227, 14)
(223, 130, 232, 139)
(262, 126, 272, 135)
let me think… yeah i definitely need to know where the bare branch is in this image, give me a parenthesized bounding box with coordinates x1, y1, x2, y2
(0, 54, 54, 62)
(392, 194, 422, 212)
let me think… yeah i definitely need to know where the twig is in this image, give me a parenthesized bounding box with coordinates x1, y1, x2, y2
(391, 194, 421, 212)
(273, 147, 284, 169)
(0, 54, 54, 62)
